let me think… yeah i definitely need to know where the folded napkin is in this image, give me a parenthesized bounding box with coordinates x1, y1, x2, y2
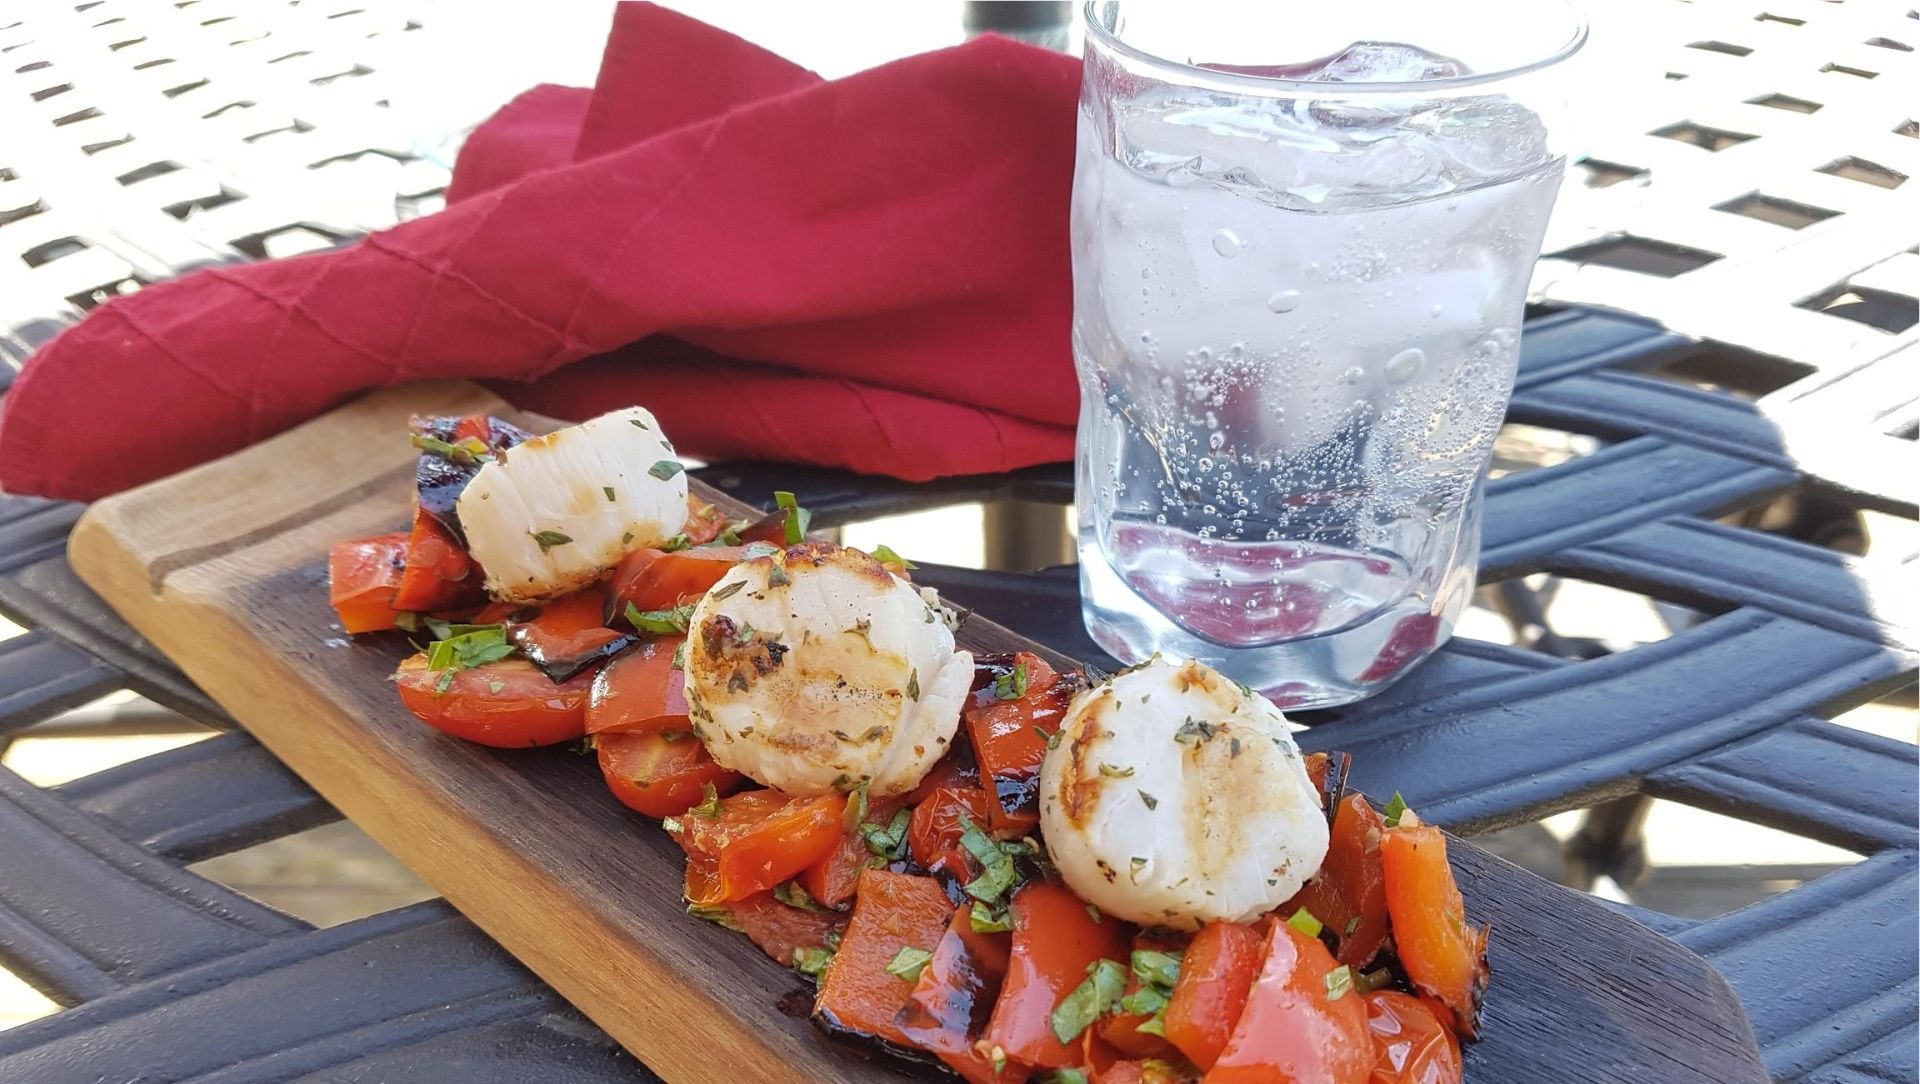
(0, 2, 1082, 501)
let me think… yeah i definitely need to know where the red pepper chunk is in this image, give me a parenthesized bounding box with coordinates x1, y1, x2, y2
(798, 795, 905, 909)
(964, 653, 1074, 831)
(907, 758, 994, 880)
(1098, 933, 1182, 1060)
(985, 880, 1129, 1070)
(679, 790, 846, 905)
(813, 869, 955, 1051)
(723, 891, 847, 971)
(391, 508, 480, 613)
(682, 496, 730, 546)
(505, 587, 628, 680)
(900, 904, 1024, 1084)
(610, 546, 744, 614)
(1162, 921, 1264, 1072)
(1285, 793, 1391, 968)
(586, 636, 688, 735)
(1205, 923, 1371, 1084)
(1380, 823, 1488, 1041)
(328, 532, 410, 633)
(1364, 990, 1462, 1084)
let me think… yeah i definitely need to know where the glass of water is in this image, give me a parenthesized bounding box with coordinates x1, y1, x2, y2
(1073, 1, 1585, 707)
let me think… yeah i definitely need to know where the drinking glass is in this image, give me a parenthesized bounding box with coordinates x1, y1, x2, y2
(1072, 1, 1586, 707)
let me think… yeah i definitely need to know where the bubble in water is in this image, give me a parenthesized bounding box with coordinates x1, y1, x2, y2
(1197, 457, 1215, 472)
(1140, 267, 1153, 279)
(1342, 366, 1365, 384)
(1429, 304, 1444, 319)
(1212, 229, 1247, 258)
(1154, 514, 1167, 525)
(1386, 348, 1424, 383)
(1208, 431, 1226, 452)
(1140, 331, 1153, 344)
(1266, 289, 1301, 314)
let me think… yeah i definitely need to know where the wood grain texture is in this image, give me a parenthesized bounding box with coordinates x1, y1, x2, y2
(69, 383, 1768, 1084)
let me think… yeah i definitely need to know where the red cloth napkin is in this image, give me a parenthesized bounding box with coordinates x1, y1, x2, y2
(0, 3, 1082, 502)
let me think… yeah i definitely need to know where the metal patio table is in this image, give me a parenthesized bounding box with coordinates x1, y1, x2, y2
(0, 1, 1915, 1081)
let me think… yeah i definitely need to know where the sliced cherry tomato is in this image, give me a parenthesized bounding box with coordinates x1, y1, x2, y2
(1163, 921, 1265, 1072)
(734, 510, 790, 546)
(597, 730, 742, 819)
(965, 653, 1079, 831)
(813, 869, 955, 1051)
(899, 903, 1019, 1084)
(1285, 793, 1391, 968)
(1380, 823, 1487, 1040)
(391, 508, 481, 613)
(799, 794, 905, 909)
(1207, 922, 1371, 1084)
(609, 546, 744, 615)
(394, 654, 590, 747)
(1098, 1059, 1192, 1084)
(908, 759, 995, 880)
(1099, 932, 1183, 1060)
(680, 790, 847, 905)
(586, 636, 688, 735)
(329, 532, 409, 633)
(985, 879, 1130, 1070)
(1365, 990, 1462, 1084)
(723, 890, 847, 970)
(506, 587, 631, 682)
(682, 496, 731, 546)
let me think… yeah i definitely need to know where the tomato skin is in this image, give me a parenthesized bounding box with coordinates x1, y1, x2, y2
(985, 880, 1130, 1070)
(609, 546, 743, 614)
(391, 508, 481, 613)
(1163, 921, 1265, 1071)
(1285, 794, 1391, 968)
(597, 731, 743, 819)
(329, 532, 409, 633)
(724, 891, 847, 969)
(680, 790, 848, 905)
(1205, 923, 1370, 1084)
(1380, 824, 1487, 1040)
(393, 654, 590, 747)
(799, 795, 904, 909)
(813, 869, 955, 1051)
(586, 636, 688, 735)
(1365, 991, 1461, 1084)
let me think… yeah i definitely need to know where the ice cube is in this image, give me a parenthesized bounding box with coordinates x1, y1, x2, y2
(1300, 41, 1471, 83)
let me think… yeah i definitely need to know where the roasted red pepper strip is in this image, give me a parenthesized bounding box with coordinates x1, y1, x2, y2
(1162, 921, 1264, 1072)
(682, 496, 730, 546)
(908, 758, 995, 880)
(1380, 822, 1488, 1040)
(900, 903, 1021, 1084)
(985, 880, 1129, 1070)
(597, 730, 742, 819)
(391, 508, 481, 613)
(1206, 922, 1371, 1084)
(965, 653, 1076, 831)
(506, 587, 629, 681)
(799, 795, 905, 909)
(328, 532, 410, 633)
(813, 869, 955, 1051)
(610, 546, 744, 615)
(1285, 793, 1391, 968)
(723, 890, 847, 970)
(586, 636, 688, 735)
(1364, 990, 1462, 1084)
(680, 790, 847, 905)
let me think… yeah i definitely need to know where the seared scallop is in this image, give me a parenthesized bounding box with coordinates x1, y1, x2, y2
(683, 541, 972, 797)
(457, 406, 687, 603)
(1037, 655, 1328, 930)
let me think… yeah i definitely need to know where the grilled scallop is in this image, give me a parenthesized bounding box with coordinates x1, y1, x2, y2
(457, 407, 687, 603)
(683, 541, 972, 798)
(1037, 655, 1328, 930)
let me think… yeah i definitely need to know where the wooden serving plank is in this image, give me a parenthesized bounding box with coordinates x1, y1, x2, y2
(68, 382, 1768, 1084)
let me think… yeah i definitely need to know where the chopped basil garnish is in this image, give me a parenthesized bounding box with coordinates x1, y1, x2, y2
(885, 946, 933, 983)
(773, 880, 824, 912)
(530, 529, 573, 551)
(740, 541, 780, 560)
(969, 901, 1012, 933)
(625, 601, 694, 634)
(629, 418, 650, 431)
(1357, 967, 1394, 994)
(906, 669, 920, 701)
(710, 580, 746, 601)
(1046, 1070, 1090, 1084)
(670, 641, 687, 670)
(1325, 965, 1355, 1001)
(1287, 907, 1324, 938)
(870, 544, 917, 570)
(425, 625, 515, 672)
(1138, 790, 1158, 810)
(1383, 791, 1408, 828)
(862, 806, 911, 860)
(601, 486, 616, 502)
(842, 781, 870, 833)
(410, 433, 489, 464)
(690, 782, 722, 819)
(656, 533, 693, 553)
(957, 818, 1022, 905)
(1345, 916, 1361, 936)
(1131, 950, 1181, 991)
(1232, 677, 1255, 698)
(1173, 717, 1217, 744)
(1128, 856, 1147, 883)
(687, 902, 742, 932)
(1099, 763, 1134, 779)
(993, 658, 1030, 701)
(647, 460, 684, 480)
(792, 945, 834, 979)
(766, 562, 791, 587)
(1049, 958, 1127, 1044)
(773, 490, 811, 544)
